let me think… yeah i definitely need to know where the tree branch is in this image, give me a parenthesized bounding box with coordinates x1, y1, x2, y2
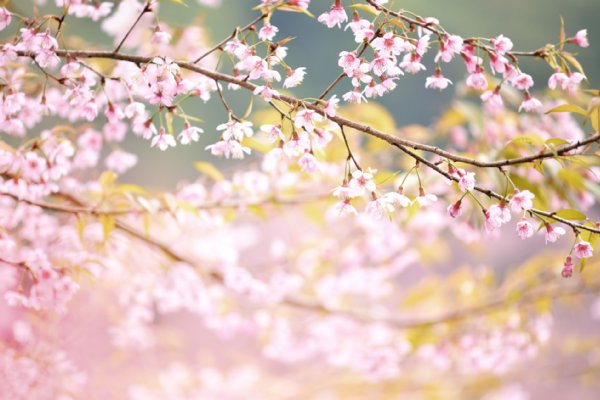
(16, 49, 598, 170)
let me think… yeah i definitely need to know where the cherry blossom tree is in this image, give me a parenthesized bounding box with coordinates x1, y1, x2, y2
(1, 0, 600, 398)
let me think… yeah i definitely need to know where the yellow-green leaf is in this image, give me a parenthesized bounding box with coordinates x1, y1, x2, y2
(243, 97, 254, 119)
(510, 133, 544, 147)
(160, 0, 187, 6)
(545, 138, 570, 147)
(165, 112, 174, 136)
(242, 136, 271, 153)
(276, 5, 314, 18)
(545, 103, 587, 117)
(555, 209, 587, 221)
(98, 214, 115, 241)
(588, 99, 600, 133)
(99, 171, 117, 187)
(248, 205, 267, 219)
(350, 4, 379, 16)
(117, 184, 148, 195)
(194, 161, 224, 181)
(557, 169, 586, 190)
(76, 215, 86, 243)
(561, 52, 586, 76)
(559, 16, 565, 50)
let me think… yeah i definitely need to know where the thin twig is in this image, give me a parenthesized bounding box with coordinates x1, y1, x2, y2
(112, 2, 151, 54)
(193, 13, 266, 64)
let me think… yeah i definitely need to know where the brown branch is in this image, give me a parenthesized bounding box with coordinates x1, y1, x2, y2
(340, 124, 362, 170)
(0, 191, 332, 216)
(395, 144, 600, 234)
(17, 49, 597, 170)
(0, 257, 37, 282)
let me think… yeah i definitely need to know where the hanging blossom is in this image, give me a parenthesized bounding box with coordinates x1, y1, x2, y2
(318, 1, 348, 29)
(573, 241, 593, 259)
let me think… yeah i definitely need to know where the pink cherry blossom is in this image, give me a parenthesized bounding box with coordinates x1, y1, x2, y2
(491, 34, 513, 55)
(294, 108, 322, 133)
(415, 189, 438, 207)
(447, 200, 463, 218)
(561, 256, 574, 278)
(318, 3, 348, 29)
(329, 199, 358, 218)
(260, 124, 286, 143)
(548, 70, 570, 90)
(511, 73, 534, 90)
(573, 241, 593, 259)
(218, 120, 254, 141)
(253, 85, 280, 102)
(400, 53, 426, 74)
(382, 191, 411, 208)
(151, 27, 172, 45)
(283, 67, 306, 88)
(258, 23, 278, 41)
(435, 34, 463, 63)
(365, 197, 394, 219)
(206, 139, 251, 159)
(516, 220, 534, 239)
(0, 7, 11, 31)
(372, 32, 410, 56)
(466, 67, 488, 90)
(178, 124, 203, 145)
(324, 95, 339, 117)
(545, 224, 566, 243)
(509, 190, 535, 212)
(105, 149, 138, 174)
(519, 93, 543, 112)
(570, 29, 589, 47)
(481, 87, 504, 109)
(425, 69, 452, 90)
(348, 169, 377, 197)
(151, 128, 177, 151)
(298, 152, 319, 173)
(458, 172, 475, 192)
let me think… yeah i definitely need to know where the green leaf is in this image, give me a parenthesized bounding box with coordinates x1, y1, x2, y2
(545, 103, 587, 117)
(555, 208, 587, 221)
